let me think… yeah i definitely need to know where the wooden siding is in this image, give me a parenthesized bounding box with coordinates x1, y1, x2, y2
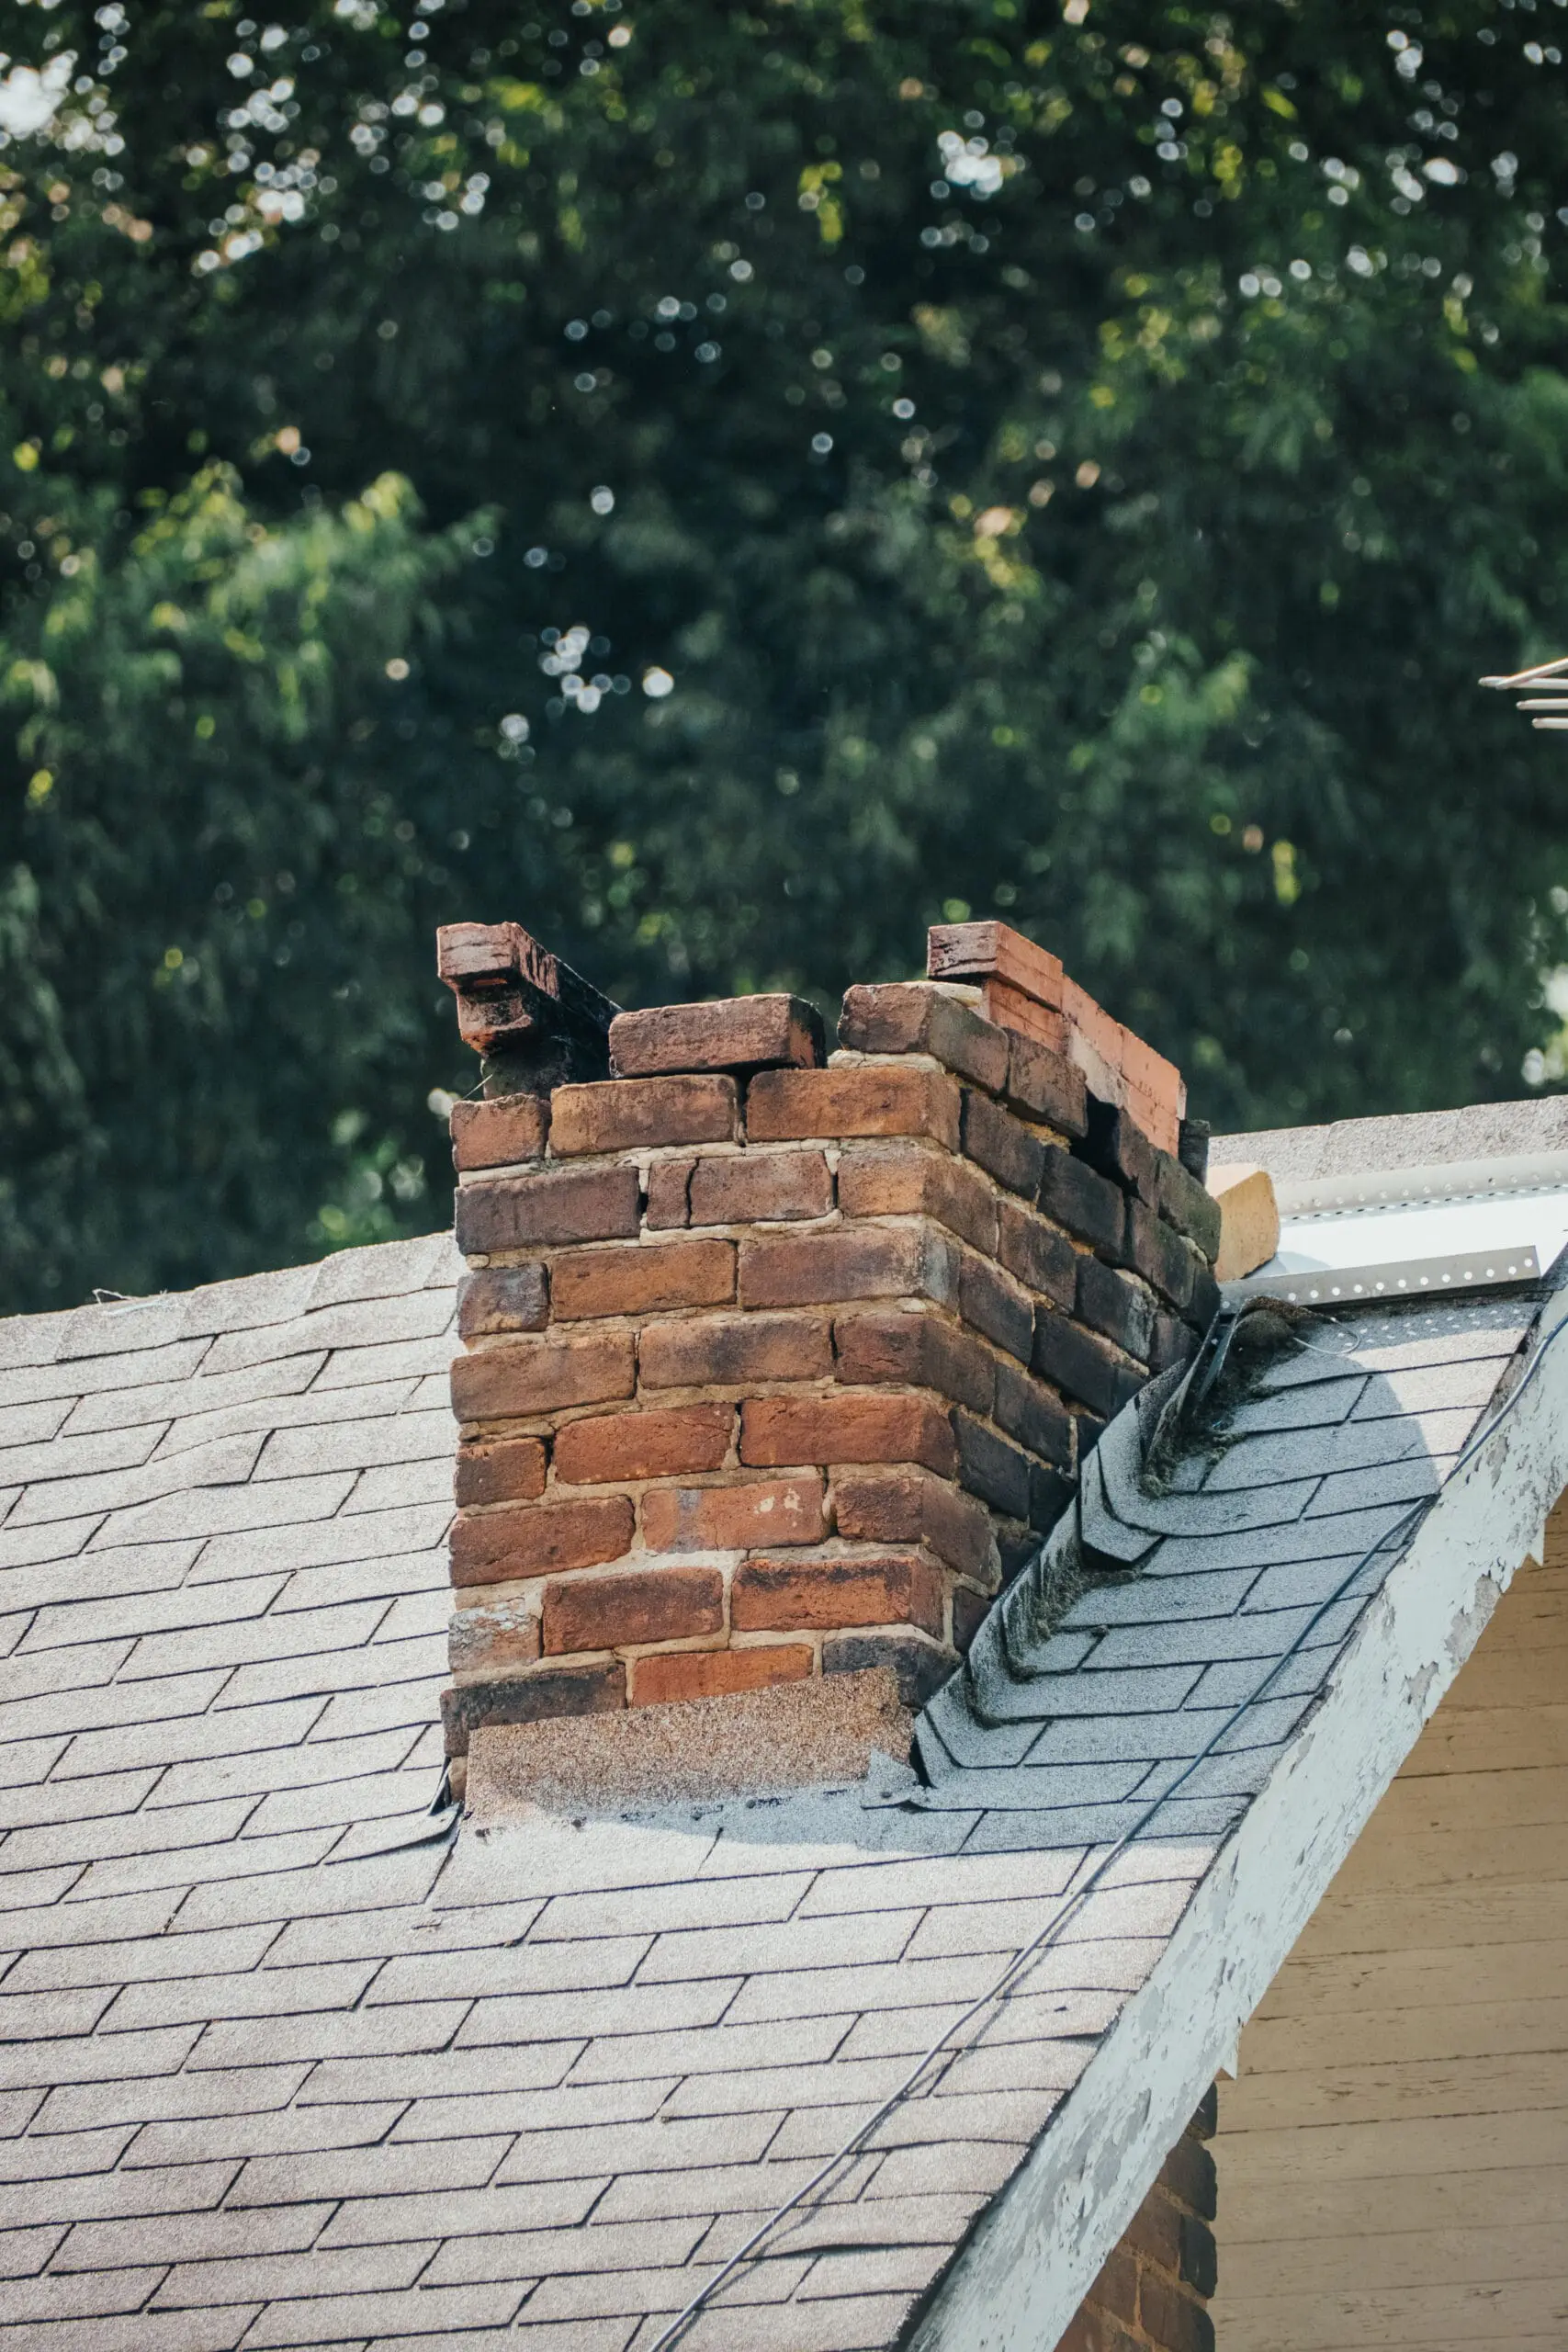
(1211, 1498, 1568, 2349)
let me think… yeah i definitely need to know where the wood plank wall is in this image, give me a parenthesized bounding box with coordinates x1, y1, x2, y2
(1210, 1499, 1568, 2350)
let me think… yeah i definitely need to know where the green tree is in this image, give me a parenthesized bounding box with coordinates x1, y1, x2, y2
(4, 0, 1568, 1309)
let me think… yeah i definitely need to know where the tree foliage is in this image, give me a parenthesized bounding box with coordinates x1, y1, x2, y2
(3, 0, 1568, 1307)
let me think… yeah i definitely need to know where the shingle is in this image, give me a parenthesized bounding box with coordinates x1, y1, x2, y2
(64, 1355, 329, 1442)
(0, 2018, 201, 2096)
(724, 1952, 1011, 2028)
(0, 1984, 118, 2041)
(57, 2203, 336, 2274)
(389, 2074, 673, 2144)
(1057, 1566, 1261, 1627)
(281, 1674, 447, 1745)
(456, 1976, 739, 2050)
(194, 2000, 470, 2074)
(202, 1290, 453, 1380)
(103, 1959, 378, 2034)
(592, 2156, 826, 2226)
(0, 1512, 105, 1573)
(33, 2058, 310, 2137)
(340, 1460, 454, 1515)
(0, 2120, 137, 2180)
(662, 2287, 919, 2351)
(423, 2216, 708, 2290)
(522, 2255, 809, 2324)
(22, 1571, 288, 1656)
(1087, 1593, 1364, 1671)
(127, 2099, 411, 2173)
(0, 1422, 164, 1490)
(229, 2134, 513, 2208)
(497, 2109, 783, 2187)
(314, 1337, 457, 1390)
(187, 1502, 450, 1586)
(0, 1339, 209, 1412)
(0, 2158, 239, 2231)
(0, 1540, 203, 1627)
(68, 1824, 341, 1905)
(262, 1896, 538, 1972)
(0, 2266, 168, 2324)
(0, 2310, 258, 2352)
(98, 1469, 357, 1549)
(271, 1553, 447, 1617)
(637, 1908, 922, 1986)
(317, 2177, 603, 2251)
(305, 1234, 457, 1309)
(370, 1932, 649, 2008)
(153, 1727, 423, 1812)
(2, 1792, 256, 1879)
(663, 2052, 912, 2122)
(568, 2014, 849, 2090)
(0, 2222, 67, 2279)
(172, 1844, 446, 1933)
(9, 1433, 266, 1530)
(122, 1598, 391, 1685)
(54, 1694, 328, 1781)
(255, 1411, 454, 1484)
(148, 1376, 418, 1462)
(0, 1859, 84, 1908)
(0, 1634, 138, 1713)
(244, 1764, 437, 1839)
(213, 1630, 438, 1714)
(241, 2279, 528, 2346)
(152, 2239, 441, 2311)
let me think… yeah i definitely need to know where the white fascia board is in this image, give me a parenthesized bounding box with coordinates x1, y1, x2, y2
(909, 1285, 1568, 2352)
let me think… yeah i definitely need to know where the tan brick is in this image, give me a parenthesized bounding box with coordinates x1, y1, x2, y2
(832, 1309, 994, 1417)
(739, 1226, 956, 1312)
(688, 1149, 833, 1227)
(552, 1238, 736, 1320)
(644, 1159, 694, 1230)
(549, 1073, 739, 1155)
(449, 1495, 635, 1587)
(451, 1330, 635, 1423)
(836, 1143, 998, 1255)
(746, 1064, 962, 1148)
(451, 1091, 549, 1170)
(831, 1465, 998, 1582)
(630, 1644, 813, 1705)
(455, 1436, 547, 1509)
(456, 1162, 640, 1254)
(448, 1598, 541, 1680)
(740, 1392, 957, 1476)
(610, 994, 825, 1076)
(457, 1264, 550, 1339)
(542, 1565, 724, 1655)
(638, 1312, 834, 1390)
(732, 1549, 944, 1635)
(553, 1403, 733, 1486)
(641, 1475, 825, 1552)
(838, 983, 1010, 1092)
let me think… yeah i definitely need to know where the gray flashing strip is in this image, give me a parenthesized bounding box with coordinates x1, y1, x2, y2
(1226, 1245, 1540, 1306)
(1275, 1150, 1568, 1219)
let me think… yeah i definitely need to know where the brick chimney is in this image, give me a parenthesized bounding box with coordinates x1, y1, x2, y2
(436, 922, 1220, 1789)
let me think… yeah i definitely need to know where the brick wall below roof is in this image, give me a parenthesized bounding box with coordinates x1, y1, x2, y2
(440, 977, 1221, 1764)
(1060, 2095, 1219, 2352)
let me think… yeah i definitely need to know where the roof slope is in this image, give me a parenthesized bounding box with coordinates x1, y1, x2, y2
(2, 1224, 1565, 2352)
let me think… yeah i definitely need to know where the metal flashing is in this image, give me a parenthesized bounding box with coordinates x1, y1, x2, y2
(1227, 1243, 1540, 1307)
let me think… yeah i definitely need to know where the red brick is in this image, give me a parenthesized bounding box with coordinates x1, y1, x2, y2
(451, 1330, 635, 1422)
(1087, 2245, 1140, 2325)
(995, 1198, 1077, 1310)
(449, 1495, 635, 1587)
(553, 1403, 733, 1486)
(963, 1090, 1047, 1200)
(552, 1238, 736, 1320)
(740, 1392, 957, 1476)
(831, 1465, 998, 1582)
(1136, 2267, 1214, 2352)
(746, 1064, 962, 1149)
(838, 984, 1011, 1092)
(832, 1309, 994, 1417)
(739, 1226, 956, 1312)
(457, 1264, 550, 1339)
(451, 1092, 549, 1170)
(836, 1143, 998, 1255)
(549, 1073, 739, 1155)
(542, 1565, 724, 1655)
(1122, 2186, 1181, 2271)
(610, 995, 825, 1076)
(638, 1312, 833, 1390)
(644, 1159, 693, 1229)
(455, 1437, 547, 1509)
(1005, 1031, 1088, 1138)
(952, 1584, 990, 1653)
(456, 1162, 640, 1254)
(928, 918, 1064, 1001)
(688, 1150, 833, 1227)
(448, 1598, 541, 1679)
(1055, 2308, 1140, 2352)
(732, 1549, 943, 1635)
(641, 1475, 825, 1552)
(630, 1644, 813, 1704)
(441, 1660, 624, 1755)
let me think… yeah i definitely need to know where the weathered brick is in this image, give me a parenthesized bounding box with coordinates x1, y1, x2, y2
(993, 1363, 1073, 1469)
(1150, 1313, 1199, 1375)
(553, 1403, 734, 1486)
(542, 1565, 724, 1655)
(644, 1159, 693, 1230)
(1031, 1462, 1075, 1534)
(822, 1631, 952, 1707)
(739, 1226, 956, 1311)
(1032, 1310, 1143, 1420)
(441, 1661, 624, 1755)
(456, 1162, 640, 1254)
(746, 1064, 961, 1149)
(1087, 2245, 1140, 2326)
(1056, 2309, 1140, 2352)
(457, 1264, 550, 1339)
(638, 1312, 833, 1390)
(958, 1251, 1033, 1363)
(1005, 1033, 1088, 1138)
(838, 983, 1010, 1092)
(641, 1475, 825, 1552)
(832, 1308, 994, 1417)
(455, 1436, 547, 1509)
(953, 1414, 1032, 1519)
(1076, 1256, 1156, 1361)
(1136, 2267, 1214, 2352)
(1155, 1149, 1223, 1262)
(1037, 1148, 1125, 1256)
(630, 1645, 812, 1704)
(448, 1597, 540, 1680)
(1122, 2188, 1181, 2271)
(451, 1330, 635, 1422)
(740, 1392, 957, 1476)
(963, 1091, 1047, 1200)
(952, 1584, 991, 1653)
(1161, 2132, 1217, 2222)
(1080, 1098, 1159, 1207)
(1179, 2212, 1218, 2300)
(733, 1547, 943, 1635)
(449, 1495, 635, 1587)
(688, 1150, 832, 1227)
(1186, 1263, 1222, 1335)
(831, 1465, 998, 1582)
(1125, 1200, 1197, 1312)
(610, 994, 825, 1076)
(451, 1092, 548, 1170)
(995, 1199, 1077, 1310)
(837, 1143, 998, 1255)
(550, 1073, 739, 1155)
(552, 1238, 736, 1320)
